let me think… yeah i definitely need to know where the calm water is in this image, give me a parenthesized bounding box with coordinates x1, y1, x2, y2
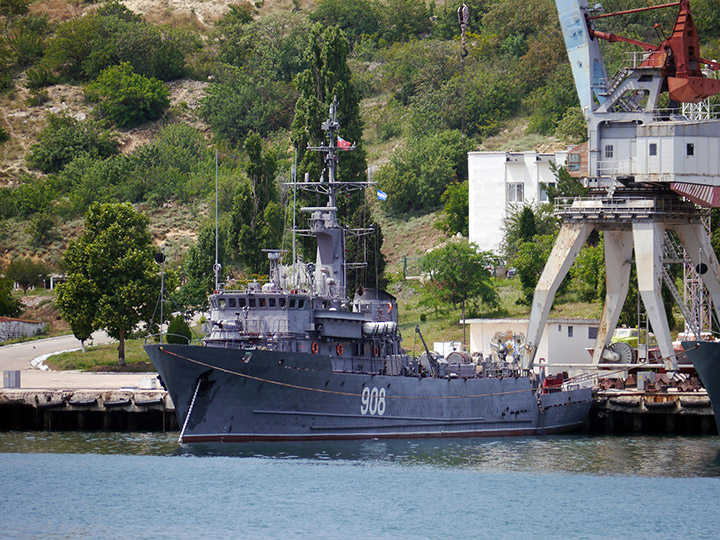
(1, 433, 720, 540)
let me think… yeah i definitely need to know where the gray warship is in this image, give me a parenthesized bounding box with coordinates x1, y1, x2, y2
(145, 102, 592, 442)
(682, 341, 720, 435)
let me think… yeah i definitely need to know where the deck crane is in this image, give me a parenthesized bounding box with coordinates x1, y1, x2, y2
(523, 0, 720, 372)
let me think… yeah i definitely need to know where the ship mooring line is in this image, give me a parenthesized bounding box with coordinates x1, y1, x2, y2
(178, 377, 202, 443)
(159, 347, 535, 401)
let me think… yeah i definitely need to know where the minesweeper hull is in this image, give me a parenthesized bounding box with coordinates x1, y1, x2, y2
(146, 344, 592, 442)
(682, 341, 720, 434)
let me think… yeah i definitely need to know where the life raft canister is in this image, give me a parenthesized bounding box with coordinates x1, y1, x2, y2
(311, 341, 319, 354)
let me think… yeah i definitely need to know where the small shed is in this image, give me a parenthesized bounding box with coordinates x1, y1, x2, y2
(464, 317, 601, 376)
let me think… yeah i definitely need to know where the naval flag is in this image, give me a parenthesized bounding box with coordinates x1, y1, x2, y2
(337, 136, 352, 150)
(377, 189, 388, 201)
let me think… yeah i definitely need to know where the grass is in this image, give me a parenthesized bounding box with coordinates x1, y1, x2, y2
(479, 116, 565, 153)
(393, 276, 604, 352)
(45, 338, 156, 372)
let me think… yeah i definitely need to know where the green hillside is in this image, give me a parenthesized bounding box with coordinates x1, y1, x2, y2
(1, 0, 719, 344)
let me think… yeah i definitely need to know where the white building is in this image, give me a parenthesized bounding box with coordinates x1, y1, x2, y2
(464, 317, 600, 376)
(468, 151, 567, 254)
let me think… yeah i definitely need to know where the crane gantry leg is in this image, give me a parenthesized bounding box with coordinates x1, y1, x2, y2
(524, 221, 594, 369)
(632, 221, 676, 369)
(591, 229, 634, 365)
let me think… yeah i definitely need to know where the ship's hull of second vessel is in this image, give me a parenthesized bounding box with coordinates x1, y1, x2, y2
(682, 341, 720, 434)
(146, 344, 592, 442)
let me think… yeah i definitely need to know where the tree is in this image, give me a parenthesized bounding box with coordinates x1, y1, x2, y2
(200, 66, 296, 142)
(514, 233, 558, 305)
(291, 24, 386, 292)
(437, 180, 469, 236)
(543, 163, 588, 202)
(377, 130, 467, 214)
(0, 278, 21, 318)
(4, 257, 50, 293)
(502, 203, 558, 262)
(176, 222, 224, 312)
(166, 313, 191, 344)
(85, 62, 170, 128)
(421, 240, 498, 344)
(227, 133, 281, 274)
(57, 202, 161, 365)
(55, 274, 98, 352)
(310, 0, 380, 44)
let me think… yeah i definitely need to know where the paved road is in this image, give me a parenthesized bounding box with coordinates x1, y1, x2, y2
(0, 332, 159, 390)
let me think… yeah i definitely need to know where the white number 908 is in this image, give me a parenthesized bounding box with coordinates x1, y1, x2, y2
(360, 386, 386, 416)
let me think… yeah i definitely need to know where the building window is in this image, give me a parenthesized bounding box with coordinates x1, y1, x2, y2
(540, 182, 555, 202)
(568, 326, 574, 338)
(588, 327, 598, 340)
(567, 153, 581, 172)
(507, 182, 524, 203)
(687, 143, 695, 156)
(649, 143, 657, 156)
(604, 145, 614, 159)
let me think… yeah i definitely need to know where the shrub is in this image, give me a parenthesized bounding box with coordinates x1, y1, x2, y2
(27, 114, 119, 174)
(26, 63, 58, 88)
(85, 62, 170, 128)
(0, 278, 22, 318)
(0, 125, 9, 143)
(26, 88, 49, 107)
(29, 211, 57, 246)
(44, 7, 195, 82)
(12, 176, 59, 217)
(166, 314, 191, 344)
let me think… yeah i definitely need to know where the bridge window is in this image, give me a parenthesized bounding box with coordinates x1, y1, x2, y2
(269, 298, 276, 308)
(228, 298, 236, 308)
(604, 145, 614, 159)
(259, 298, 266, 308)
(588, 327, 598, 340)
(219, 298, 227, 309)
(238, 297, 246, 308)
(649, 143, 657, 156)
(249, 298, 256, 308)
(279, 297, 286, 308)
(687, 143, 695, 156)
(298, 299, 305, 309)
(289, 298, 296, 308)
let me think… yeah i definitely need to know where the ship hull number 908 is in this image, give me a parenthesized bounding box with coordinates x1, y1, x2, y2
(360, 386, 386, 416)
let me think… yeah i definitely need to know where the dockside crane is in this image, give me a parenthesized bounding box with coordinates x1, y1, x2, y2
(523, 0, 720, 372)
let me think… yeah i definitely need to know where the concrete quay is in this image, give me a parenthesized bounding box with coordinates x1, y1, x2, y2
(0, 333, 178, 432)
(587, 389, 717, 435)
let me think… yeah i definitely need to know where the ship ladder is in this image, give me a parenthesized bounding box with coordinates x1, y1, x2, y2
(178, 377, 203, 443)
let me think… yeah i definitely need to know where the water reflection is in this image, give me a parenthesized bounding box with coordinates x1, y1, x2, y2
(1, 431, 720, 477)
(180, 435, 720, 476)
